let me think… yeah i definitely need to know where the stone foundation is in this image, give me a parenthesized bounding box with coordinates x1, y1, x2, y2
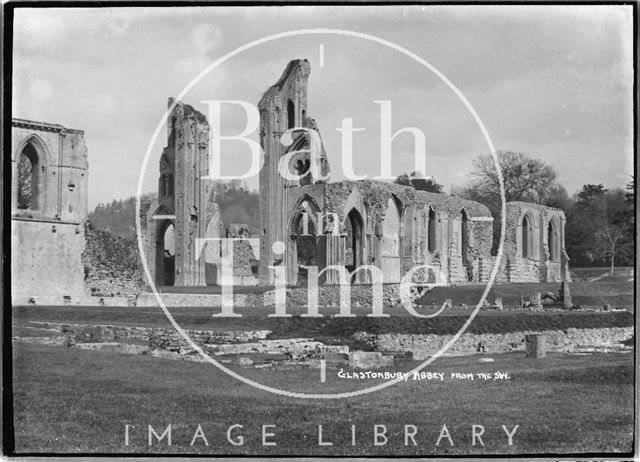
(355, 326, 633, 359)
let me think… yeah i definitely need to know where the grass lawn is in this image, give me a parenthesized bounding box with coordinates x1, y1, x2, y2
(10, 342, 634, 456)
(570, 266, 633, 281)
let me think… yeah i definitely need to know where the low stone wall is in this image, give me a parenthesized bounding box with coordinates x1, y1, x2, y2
(28, 322, 270, 345)
(264, 284, 402, 309)
(355, 327, 634, 359)
(12, 295, 132, 306)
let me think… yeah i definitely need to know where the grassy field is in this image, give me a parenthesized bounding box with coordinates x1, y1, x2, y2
(153, 280, 634, 310)
(10, 342, 634, 456)
(13, 303, 633, 334)
(9, 277, 635, 456)
(570, 266, 633, 282)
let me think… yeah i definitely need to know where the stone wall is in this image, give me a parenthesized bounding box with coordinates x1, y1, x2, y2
(263, 283, 402, 309)
(11, 119, 89, 222)
(12, 219, 85, 296)
(354, 326, 633, 359)
(11, 119, 89, 297)
(82, 223, 146, 297)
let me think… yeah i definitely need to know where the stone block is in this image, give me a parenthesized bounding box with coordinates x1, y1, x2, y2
(321, 352, 349, 364)
(561, 281, 573, 308)
(349, 351, 394, 369)
(238, 357, 254, 367)
(525, 334, 546, 358)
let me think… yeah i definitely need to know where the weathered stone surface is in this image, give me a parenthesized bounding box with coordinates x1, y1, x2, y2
(348, 351, 394, 369)
(525, 334, 546, 358)
(82, 223, 146, 297)
(363, 327, 633, 359)
(11, 119, 89, 297)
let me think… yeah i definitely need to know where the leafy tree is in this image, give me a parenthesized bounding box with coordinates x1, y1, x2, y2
(394, 171, 443, 193)
(88, 180, 260, 240)
(211, 180, 259, 232)
(457, 151, 557, 209)
(565, 183, 633, 271)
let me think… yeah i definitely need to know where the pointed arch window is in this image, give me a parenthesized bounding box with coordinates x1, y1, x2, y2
(17, 142, 42, 210)
(522, 214, 533, 258)
(548, 219, 559, 261)
(287, 99, 295, 129)
(427, 208, 437, 253)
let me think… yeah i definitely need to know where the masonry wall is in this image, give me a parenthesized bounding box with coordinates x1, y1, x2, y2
(11, 119, 89, 297)
(12, 219, 85, 296)
(356, 326, 633, 358)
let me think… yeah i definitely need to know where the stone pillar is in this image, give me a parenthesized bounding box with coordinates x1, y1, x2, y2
(525, 334, 546, 358)
(561, 281, 572, 309)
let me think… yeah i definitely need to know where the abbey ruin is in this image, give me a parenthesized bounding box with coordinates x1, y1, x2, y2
(143, 59, 570, 289)
(11, 119, 89, 297)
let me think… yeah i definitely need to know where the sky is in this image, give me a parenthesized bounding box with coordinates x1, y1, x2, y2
(12, 5, 634, 210)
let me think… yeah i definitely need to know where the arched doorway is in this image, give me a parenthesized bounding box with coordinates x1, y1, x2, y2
(289, 197, 321, 285)
(295, 211, 317, 285)
(345, 209, 364, 281)
(156, 221, 175, 286)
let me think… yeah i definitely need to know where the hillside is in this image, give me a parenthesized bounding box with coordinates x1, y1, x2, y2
(88, 181, 259, 240)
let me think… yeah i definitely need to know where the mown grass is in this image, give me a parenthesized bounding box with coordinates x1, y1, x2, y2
(10, 343, 634, 456)
(13, 304, 633, 338)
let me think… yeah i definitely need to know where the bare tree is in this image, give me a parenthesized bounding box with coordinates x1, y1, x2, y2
(454, 151, 559, 253)
(465, 151, 557, 209)
(594, 222, 632, 276)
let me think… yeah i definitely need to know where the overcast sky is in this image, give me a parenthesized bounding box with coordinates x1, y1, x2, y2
(12, 5, 634, 209)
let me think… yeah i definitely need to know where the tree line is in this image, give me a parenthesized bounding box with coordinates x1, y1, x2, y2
(396, 152, 634, 273)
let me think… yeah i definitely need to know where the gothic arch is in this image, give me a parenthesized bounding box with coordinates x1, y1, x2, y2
(289, 194, 321, 236)
(547, 215, 561, 262)
(521, 211, 535, 259)
(345, 208, 364, 277)
(461, 208, 470, 262)
(287, 99, 295, 129)
(15, 134, 51, 211)
(155, 219, 176, 286)
(427, 206, 437, 253)
(342, 189, 367, 227)
(288, 194, 321, 285)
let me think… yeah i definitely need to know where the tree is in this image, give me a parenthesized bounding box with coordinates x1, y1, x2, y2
(458, 151, 558, 209)
(454, 151, 560, 253)
(395, 171, 443, 193)
(593, 188, 633, 275)
(566, 183, 634, 272)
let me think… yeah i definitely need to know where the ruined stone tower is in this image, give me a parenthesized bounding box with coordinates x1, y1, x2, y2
(145, 99, 219, 287)
(257, 59, 312, 284)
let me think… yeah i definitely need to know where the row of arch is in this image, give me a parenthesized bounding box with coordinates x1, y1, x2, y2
(288, 194, 470, 284)
(521, 212, 561, 261)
